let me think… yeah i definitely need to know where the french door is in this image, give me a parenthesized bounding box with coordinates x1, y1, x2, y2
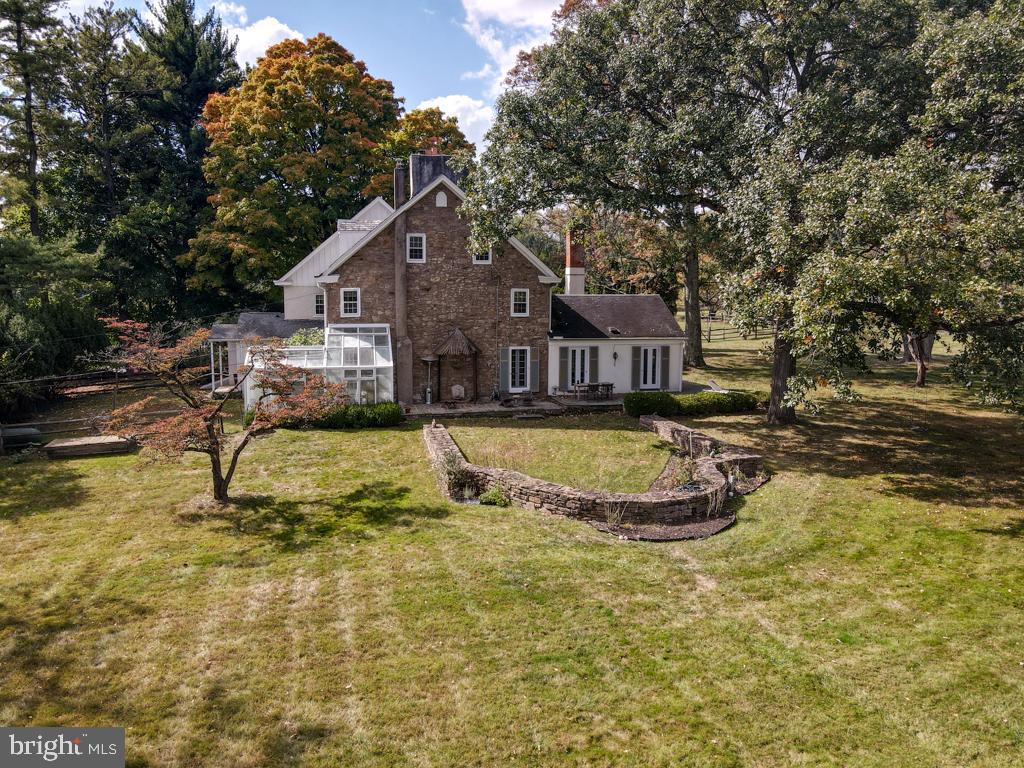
(640, 346, 660, 389)
(569, 347, 589, 386)
(509, 347, 529, 392)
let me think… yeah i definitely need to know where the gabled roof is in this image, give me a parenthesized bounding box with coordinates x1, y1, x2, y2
(210, 312, 321, 341)
(317, 175, 560, 284)
(550, 295, 686, 340)
(350, 196, 393, 222)
(275, 198, 393, 286)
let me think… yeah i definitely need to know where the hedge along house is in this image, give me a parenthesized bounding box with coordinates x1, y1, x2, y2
(547, 230, 686, 396)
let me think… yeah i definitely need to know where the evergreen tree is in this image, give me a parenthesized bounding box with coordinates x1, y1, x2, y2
(135, 0, 241, 316)
(0, 0, 64, 237)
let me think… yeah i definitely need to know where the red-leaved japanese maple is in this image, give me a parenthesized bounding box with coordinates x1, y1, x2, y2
(103, 319, 344, 502)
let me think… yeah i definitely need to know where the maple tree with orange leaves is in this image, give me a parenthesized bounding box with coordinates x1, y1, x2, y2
(102, 319, 344, 502)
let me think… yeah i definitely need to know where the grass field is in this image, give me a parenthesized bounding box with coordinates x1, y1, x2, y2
(1, 337, 1023, 767)
(449, 414, 670, 492)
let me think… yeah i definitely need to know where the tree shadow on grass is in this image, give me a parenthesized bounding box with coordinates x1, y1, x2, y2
(198, 481, 451, 550)
(973, 517, 1024, 538)
(0, 580, 151, 726)
(0, 457, 88, 521)
(694, 399, 1024, 510)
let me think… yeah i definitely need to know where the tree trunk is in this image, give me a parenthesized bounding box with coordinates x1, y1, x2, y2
(909, 334, 928, 387)
(767, 333, 797, 425)
(903, 332, 934, 363)
(209, 450, 229, 502)
(681, 212, 705, 368)
(14, 19, 41, 239)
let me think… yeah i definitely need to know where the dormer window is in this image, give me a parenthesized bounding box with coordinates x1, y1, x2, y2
(473, 247, 492, 265)
(406, 233, 426, 262)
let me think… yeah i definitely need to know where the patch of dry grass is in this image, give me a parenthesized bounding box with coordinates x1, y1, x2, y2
(448, 414, 670, 492)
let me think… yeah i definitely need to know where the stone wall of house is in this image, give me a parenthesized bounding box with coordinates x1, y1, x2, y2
(422, 416, 767, 529)
(327, 188, 553, 402)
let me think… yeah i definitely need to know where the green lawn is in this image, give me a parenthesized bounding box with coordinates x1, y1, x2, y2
(449, 414, 670, 492)
(1, 340, 1023, 766)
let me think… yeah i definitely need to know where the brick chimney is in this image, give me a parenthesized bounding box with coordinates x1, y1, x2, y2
(394, 160, 407, 208)
(565, 228, 585, 295)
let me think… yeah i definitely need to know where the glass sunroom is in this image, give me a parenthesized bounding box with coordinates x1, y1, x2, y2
(243, 324, 394, 411)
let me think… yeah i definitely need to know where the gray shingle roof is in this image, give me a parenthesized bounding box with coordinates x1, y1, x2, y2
(550, 295, 685, 340)
(210, 313, 321, 341)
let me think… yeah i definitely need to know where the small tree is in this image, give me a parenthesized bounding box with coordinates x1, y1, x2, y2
(102, 319, 344, 502)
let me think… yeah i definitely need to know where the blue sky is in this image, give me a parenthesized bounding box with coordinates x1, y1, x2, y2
(65, 0, 563, 147)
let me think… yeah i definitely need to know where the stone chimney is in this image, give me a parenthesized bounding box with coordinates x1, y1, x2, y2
(565, 228, 586, 295)
(409, 153, 463, 195)
(394, 160, 407, 208)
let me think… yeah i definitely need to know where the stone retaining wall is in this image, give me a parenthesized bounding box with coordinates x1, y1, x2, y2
(422, 416, 768, 535)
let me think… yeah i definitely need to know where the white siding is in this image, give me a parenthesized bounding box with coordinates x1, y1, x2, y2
(546, 339, 686, 396)
(283, 285, 325, 320)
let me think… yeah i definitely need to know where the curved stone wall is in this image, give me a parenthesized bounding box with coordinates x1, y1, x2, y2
(422, 415, 769, 541)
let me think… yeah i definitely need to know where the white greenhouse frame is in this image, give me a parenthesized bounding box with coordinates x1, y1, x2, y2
(243, 324, 394, 411)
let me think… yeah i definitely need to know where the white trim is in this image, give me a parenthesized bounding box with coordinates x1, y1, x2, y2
(314, 293, 324, 316)
(510, 288, 529, 317)
(340, 287, 361, 317)
(316, 176, 560, 282)
(509, 346, 530, 392)
(406, 233, 426, 263)
(473, 246, 493, 265)
(275, 198, 393, 286)
(568, 346, 590, 386)
(640, 346, 661, 390)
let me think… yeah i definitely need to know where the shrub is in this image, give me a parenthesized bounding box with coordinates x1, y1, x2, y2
(310, 401, 404, 429)
(623, 391, 681, 417)
(479, 487, 511, 507)
(624, 390, 760, 418)
(285, 327, 324, 345)
(439, 450, 474, 498)
(260, 401, 404, 429)
(674, 391, 759, 417)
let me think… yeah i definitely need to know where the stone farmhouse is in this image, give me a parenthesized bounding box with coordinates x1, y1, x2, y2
(210, 153, 685, 407)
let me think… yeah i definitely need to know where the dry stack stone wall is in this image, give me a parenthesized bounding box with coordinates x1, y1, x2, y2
(422, 416, 768, 539)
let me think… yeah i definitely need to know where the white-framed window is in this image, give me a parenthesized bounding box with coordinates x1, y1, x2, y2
(314, 293, 324, 316)
(510, 288, 529, 317)
(406, 233, 426, 262)
(509, 347, 530, 392)
(341, 287, 360, 317)
(473, 247, 492, 264)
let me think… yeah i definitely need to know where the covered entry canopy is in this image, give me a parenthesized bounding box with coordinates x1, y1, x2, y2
(429, 327, 479, 402)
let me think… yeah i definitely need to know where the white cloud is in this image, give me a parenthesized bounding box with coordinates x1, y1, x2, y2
(462, 0, 560, 29)
(415, 94, 495, 150)
(202, 3, 302, 67)
(459, 0, 560, 98)
(226, 15, 303, 67)
(212, 1, 248, 26)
